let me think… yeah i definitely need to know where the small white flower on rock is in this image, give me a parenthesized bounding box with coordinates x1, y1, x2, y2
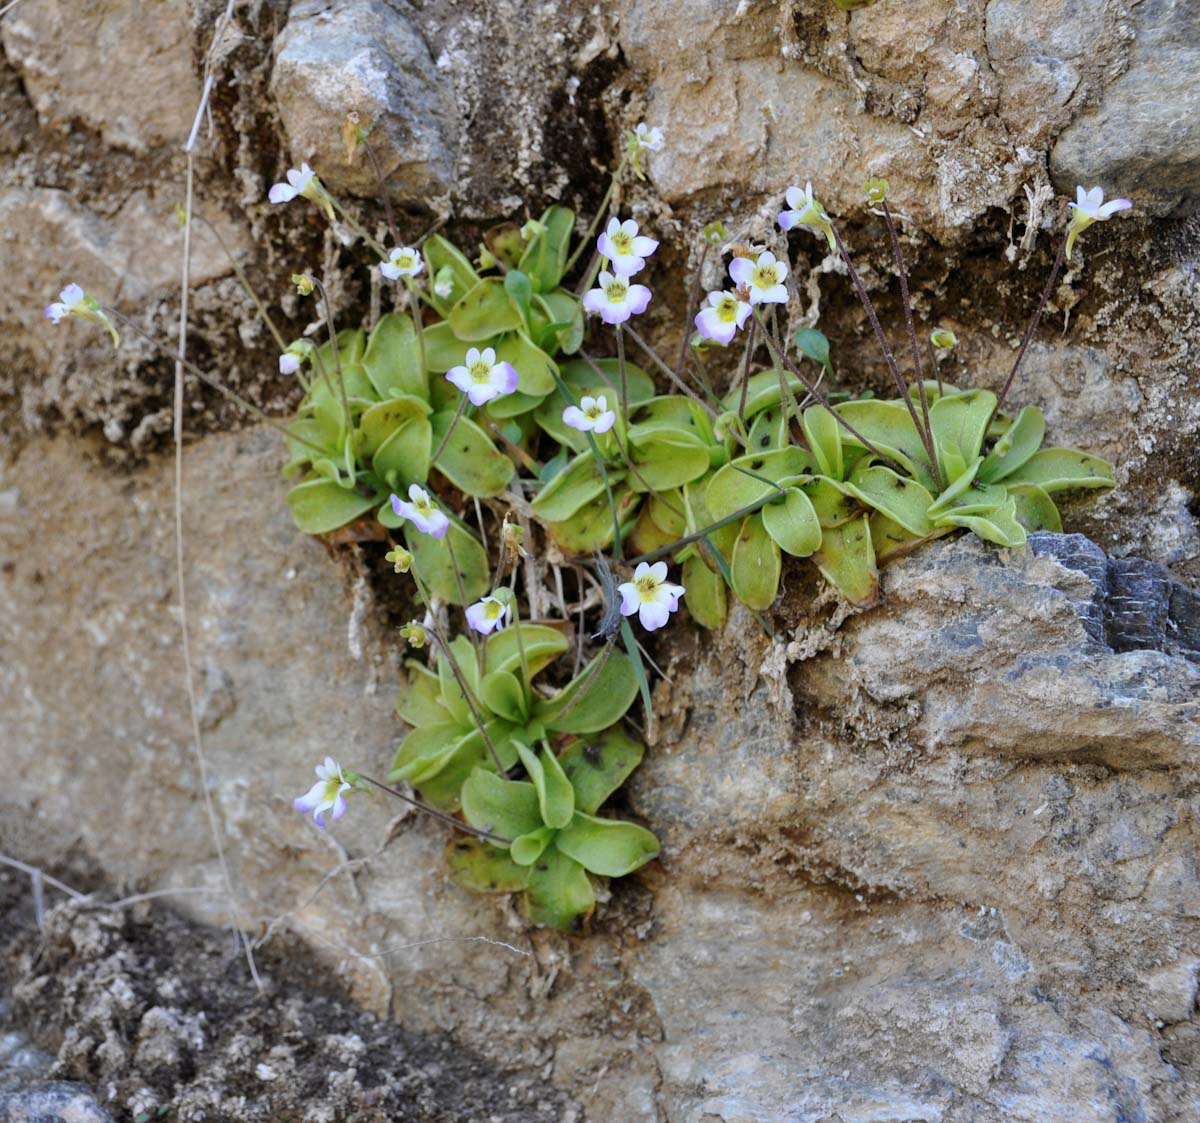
(390, 484, 449, 539)
(778, 181, 836, 252)
(44, 282, 120, 348)
(563, 394, 616, 434)
(465, 595, 511, 635)
(582, 270, 652, 325)
(381, 245, 425, 280)
(294, 756, 353, 829)
(597, 217, 659, 277)
(728, 251, 789, 306)
(618, 561, 685, 632)
(279, 352, 301, 375)
(446, 346, 519, 406)
(695, 290, 752, 344)
(632, 123, 664, 152)
(1066, 185, 1132, 260)
(268, 163, 333, 218)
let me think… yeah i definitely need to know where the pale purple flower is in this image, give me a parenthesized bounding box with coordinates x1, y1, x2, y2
(581, 271, 652, 325)
(632, 123, 664, 152)
(294, 756, 352, 829)
(728, 251, 788, 305)
(279, 352, 302, 375)
(618, 561, 685, 632)
(1066, 186, 1133, 260)
(445, 346, 519, 406)
(562, 394, 616, 434)
(778, 181, 836, 252)
(694, 290, 752, 344)
(381, 245, 424, 280)
(390, 484, 449, 538)
(269, 163, 318, 204)
(465, 595, 511, 635)
(597, 217, 659, 277)
(43, 282, 119, 347)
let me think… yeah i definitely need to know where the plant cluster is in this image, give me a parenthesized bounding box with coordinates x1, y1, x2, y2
(45, 115, 1131, 930)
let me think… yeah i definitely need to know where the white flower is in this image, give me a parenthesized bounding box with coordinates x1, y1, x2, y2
(433, 265, 455, 300)
(597, 217, 659, 277)
(728, 251, 789, 305)
(390, 484, 449, 538)
(618, 561, 685, 632)
(381, 245, 424, 280)
(268, 163, 327, 208)
(778, 181, 836, 252)
(694, 290, 752, 344)
(1066, 185, 1133, 260)
(279, 352, 302, 375)
(465, 595, 511, 635)
(43, 282, 119, 348)
(581, 270, 652, 325)
(445, 346, 520, 406)
(293, 756, 353, 829)
(632, 123, 664, 152)
(562, 394, 616, 434)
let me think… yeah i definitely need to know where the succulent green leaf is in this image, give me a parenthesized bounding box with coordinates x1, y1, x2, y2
(389, 721, 475, 786)
(557, 726, 646, 815)
(1008, 483, 1063, 533)
(626, 434, 711, 491)
(534, 290, 584, 354)
(461, 768, 543, 842)
(1000, 448, 1115, 493)
(537, 650, 639, 733)
(761, 486, 823, 557)
(746, 406, 786, 454)
(814, 515, 878, 606)
(424, 234, 481, 316)
(721, 369, 805, 419)
(448, 278, 524, 341)
(517, 205, 575, 292)
(928, 388, 996, 469)
(731, 514, 782, 610)
(532, 451, 623, 522)
(557, 812, 660, 877)
(495, 330, 557, 398)
(485, 623, 570, 679)
(705, 448, 810, 519)
(836, 400, 935, 489)
(287, 479, 378, 534)
(359, 396, 432, 457)
(395, 660, 447, 727)
(421, 321, 490, 374)
(843, 465, 934, 536)
(547, 486, 640, 553)
(363, 311, 426, 399)
(504, 269, 534, 333)
(429, 411, 514, 497)
(682, 550, 728, 629)
(801, 475, 858, 528)
(794, 327, 831, 369)
(978, 405, 1045, 483)
(522, 842, 595, 930)
(372, 418, 432, 494)
(515, 742, 575, 830)
(510, 826, 556, 867)
(480, 669, 527, 724)
(404, 519, 490, 605)
(934, 494, 1028, 547)
(802, 405, 843, 480)
(445, 838, 529, 893)
(435, 634, 479, 726)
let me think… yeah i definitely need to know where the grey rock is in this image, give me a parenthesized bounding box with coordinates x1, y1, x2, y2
(1051, 0, 1200, 212)
(0, 1083, 114, 1123)
(270, 0, 458, 205)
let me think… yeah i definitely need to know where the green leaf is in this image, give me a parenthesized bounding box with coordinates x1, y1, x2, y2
(424, 234, 480, 316)
(558, 726, 646, 815)
(461, 768, 543, 842)
(359, 396, 432, 457)
(836, 400, 935, 489)
(395, 660, 447, 726)
(485, 623, 570, 679)
(802, 405, 843, 480)
(979, 405, 1045, 483)
(517, 205, 575, 292)
(287, 479, 377, 534)
(705, 448, 810, 519)
(814, 515, 878, 606)
(934, 494, 1028, 547)
(522, 841, 595, 930)
(503, 269, 534, 332)
(626, 433, 712, 491)
(532, 451, 622, 522)
(535, 290, 584, 354)
(405, 519, 490, 605)
(547, 486, 640, 553)
(537, 650, 639, 733)
(761, 486, 823, 557)
(556, 812, 660, 877)
(372, 417, 432, 494)
(445, 838, 529, 893)
(1008, 483, 1063, 533)
(436, 635, 479, 725)
(1000, 448, 1115, 493)
(510, 826, 556, 867)
(794, 327, 831, 369)
(928, 388, 996, 467)
(480, 669, 527, 724)
(363, 311, 426, 399)
(682, 551, 727, 629)
(621, 620, 652, 727)
(515, 742, 575, 830)
(429, 411, 514, 498)
(421, 321, 489, 374)
(731, 514, 782, 610)
(720, 369, 805, 419)
(448, 278, 524, 341)
(843, 465, 934, 536)
(495, 330, 557, 398)
(389, 721, 475, 785)
(801, 475, 858, 528)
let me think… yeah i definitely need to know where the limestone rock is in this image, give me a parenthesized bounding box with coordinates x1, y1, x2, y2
(0, 0, 200, 152)
(1051, 0, 1200, 212)
(0, 1084, 114, 1123)
(270, 0, 458, 205)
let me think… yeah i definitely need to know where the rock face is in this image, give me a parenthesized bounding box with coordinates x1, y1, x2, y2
(2, 428, 1198, 1120)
